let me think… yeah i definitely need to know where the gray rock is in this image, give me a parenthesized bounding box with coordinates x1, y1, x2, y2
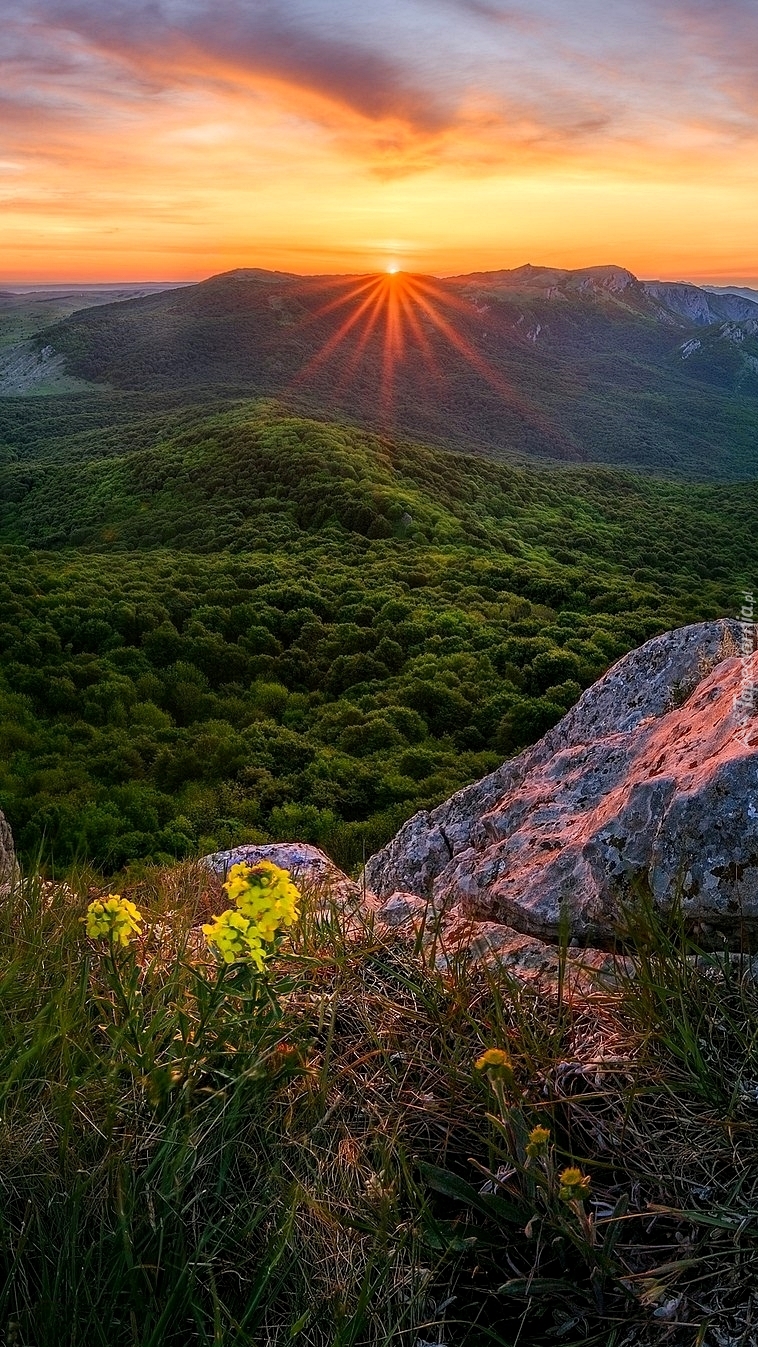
(202, 844, 613, 984)
(0, 808, 15, 886)
(203, 841, 346, 886)
(375, 892, 429, 927)
(364, 620, 756, 946)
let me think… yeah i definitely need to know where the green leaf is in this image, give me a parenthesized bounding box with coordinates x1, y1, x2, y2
(419, 1162, 524, 1227)
(498, 1278, 589, 1299)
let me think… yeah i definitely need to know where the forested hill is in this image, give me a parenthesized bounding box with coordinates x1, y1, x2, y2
(0, 398, 755, 874)
(16, 264, 758, 479)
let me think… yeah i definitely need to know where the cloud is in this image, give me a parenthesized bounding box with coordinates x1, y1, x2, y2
(23, 0, 755, 149)
(29, 1, 460, 131)
(3, 0, 758, 282)
(3, 0, 758, 187)
(661, 0, 758, 121)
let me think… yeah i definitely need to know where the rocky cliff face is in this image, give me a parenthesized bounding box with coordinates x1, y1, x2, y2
(364, 621, 758, 947)
(644, 281, 758, 327)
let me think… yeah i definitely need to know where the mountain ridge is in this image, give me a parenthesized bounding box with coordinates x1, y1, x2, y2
(3, 262, 758, 479)
(446, 263, 758, 324)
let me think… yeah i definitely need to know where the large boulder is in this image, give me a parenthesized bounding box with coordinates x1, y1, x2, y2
(202, 841, 363, 908)
(204, 841, 344, 885)
(364, 620, 758, 946)
(0, 808, 15, 887)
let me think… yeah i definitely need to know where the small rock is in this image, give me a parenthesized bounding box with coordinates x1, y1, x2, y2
(376, 892, 428, 927)
(0, 807, 16, 887)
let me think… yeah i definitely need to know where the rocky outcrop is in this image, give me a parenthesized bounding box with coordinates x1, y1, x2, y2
(0, 809, 16, 886)
(201, 842, 613, 983)
(364, 620, 758, 947)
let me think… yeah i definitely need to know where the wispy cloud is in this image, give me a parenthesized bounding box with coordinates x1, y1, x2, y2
(8, 0, 753, 173)
(2, 0, 758, 279)
(31, 1, 457, 131)
(660, 0, 758, 122)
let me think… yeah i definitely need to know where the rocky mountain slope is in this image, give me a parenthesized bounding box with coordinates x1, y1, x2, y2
(645, 280, 758, 325)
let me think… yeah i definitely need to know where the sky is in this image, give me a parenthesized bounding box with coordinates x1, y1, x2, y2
(2, 0, 758, 282)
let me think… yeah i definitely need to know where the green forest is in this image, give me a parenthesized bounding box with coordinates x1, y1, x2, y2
(0, 396, 755, 874)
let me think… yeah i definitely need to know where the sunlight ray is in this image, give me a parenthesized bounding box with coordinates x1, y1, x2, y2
(292, 278, 386, 384)
(284, 270, 572, 451)
(333, 283, 387, 393)
(397, 282, 443, 388)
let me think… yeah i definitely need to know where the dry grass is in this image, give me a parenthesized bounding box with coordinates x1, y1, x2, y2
(0, 866, 757, 1345)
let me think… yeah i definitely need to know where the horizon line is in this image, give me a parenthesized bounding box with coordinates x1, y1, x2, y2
(2, 266, 757, 290)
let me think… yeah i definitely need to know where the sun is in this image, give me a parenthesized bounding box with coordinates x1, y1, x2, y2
(386, 264, 399, 274)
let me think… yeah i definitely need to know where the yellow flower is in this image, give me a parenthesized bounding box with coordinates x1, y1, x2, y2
(202, 910, 267, 969)
(475, 1048, 510, 1070)
(203, 861, 300, 967)
(85, 895, 142, 947)
(558, 1167, 591, 1203)
(474, 1047, 515, 1086)
(526, 1125, 551, 1159)
(224, 861, 300, 937)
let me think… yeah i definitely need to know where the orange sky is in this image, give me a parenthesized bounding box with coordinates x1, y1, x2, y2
(2, 1, 758, 283)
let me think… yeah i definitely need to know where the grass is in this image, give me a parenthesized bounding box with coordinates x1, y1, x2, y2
(1, 866, 757, 1345)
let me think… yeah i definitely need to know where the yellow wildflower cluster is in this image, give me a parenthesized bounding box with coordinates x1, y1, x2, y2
(203, 861, 300, 969)
(224, 860, 299, 936)
(526, 1125, 551, 1159)
(201, 909, 266, 967)
(474, 1047, 515, 1087)
(558, 1166, 592, 1203)
(85, 895, 143, 947)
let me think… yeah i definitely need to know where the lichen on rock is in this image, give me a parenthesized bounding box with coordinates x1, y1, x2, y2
(364, 620, 758, 948)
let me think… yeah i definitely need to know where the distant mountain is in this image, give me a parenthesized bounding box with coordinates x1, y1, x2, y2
(0, 284, 190, 392)
(705, 284, 758, 305)
(5, 263, 758, 479)
(447, 263, 645, 302)
(0, 284, 187, 339)
(644, 280, 758, 325)
(448, 264, 758, 324)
